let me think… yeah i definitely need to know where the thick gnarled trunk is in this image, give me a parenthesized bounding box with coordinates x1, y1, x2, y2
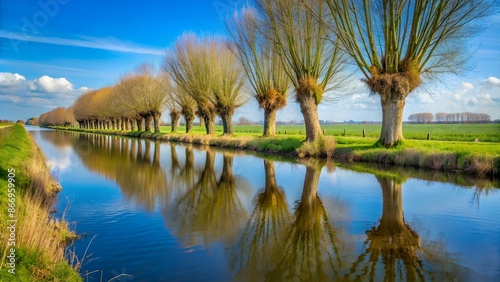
(263, 108, 278, 137)
(297, 89, 322, 142)
(182, 106, 195, 133)
(204, 115, 215, 135)
(185, 115, 194, 133)
(220, 112, 234, 135)
(170, 111, 180, 133)
(199, 107, 216, 135)
(136, 117, 144, 131)
(379, 93, 405, 147)
(153, 111, 162, 133)
(144, 114, 153, 132)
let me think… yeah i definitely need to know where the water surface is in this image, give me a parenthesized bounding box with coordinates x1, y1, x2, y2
(29, 128, 500, 281)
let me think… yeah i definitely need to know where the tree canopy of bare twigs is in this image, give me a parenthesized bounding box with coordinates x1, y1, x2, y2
(258, 0, 349, 141)
(209, 41, 247, 135)
(228, 7, 291, 137)
(165, 33, 217, 134)
(165, 33, 247, 135)
(323, 0, 495, 147)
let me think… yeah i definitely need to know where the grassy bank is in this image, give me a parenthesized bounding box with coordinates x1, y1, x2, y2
(0, 125, 81, 281)
(158, 123, 500, 142)
(52, 126, 499, 178)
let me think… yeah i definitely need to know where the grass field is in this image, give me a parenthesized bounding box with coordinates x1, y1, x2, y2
(160, 123, 500, 142)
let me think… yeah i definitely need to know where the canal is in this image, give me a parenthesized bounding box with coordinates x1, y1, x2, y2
(29, 128, 500, 281)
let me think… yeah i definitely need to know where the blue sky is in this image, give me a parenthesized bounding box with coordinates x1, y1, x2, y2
(1, 0, 499, 122)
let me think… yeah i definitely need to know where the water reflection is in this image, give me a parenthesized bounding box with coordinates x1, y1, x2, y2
(230, 160, 291, 281)
(168, 151, 250, 246)
(346, 176, 461, 281)
(266, 163, 350, 282)
(43, 132, 170, 211)
(36, 130, 499, 281)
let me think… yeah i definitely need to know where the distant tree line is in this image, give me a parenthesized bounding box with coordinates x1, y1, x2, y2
(408, 113, 434, 124)
(39, 107, 77, 126)
(408, 112, 491, 124)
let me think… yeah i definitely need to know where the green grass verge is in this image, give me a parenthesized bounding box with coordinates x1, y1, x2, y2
(159, 123, 500, 142)
(0, 125, 81, 281)
(51, 125, 499, 178)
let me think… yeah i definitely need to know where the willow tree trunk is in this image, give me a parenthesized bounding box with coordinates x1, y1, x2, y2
(263, 108, 278, 137)
(198, 115, 205, 128)
(297, 90, 322, 142)
(128, 119, 134, 131)
(185, 115, 194, 133)
(136, 117, 144, 131)
(202, 113, 215, 135)
(144, 114, 153, 132)
(379, 93, 405, 147)
(170, 112, 180, 133)
(153, 112, 162, 133)
(221, 112, 234, 135)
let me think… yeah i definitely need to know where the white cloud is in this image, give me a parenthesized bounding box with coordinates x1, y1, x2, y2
(0, 72, 26, 87)
(0, 72, 88, 118)
(483, 77, 500, 87)
(29, 75, 73, 93)
(462, 82, 474, 90)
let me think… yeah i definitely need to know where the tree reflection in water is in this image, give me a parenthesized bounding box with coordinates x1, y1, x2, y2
(230, 160, 291, 281)
(265, 163, 349, 282)
(68, 134, 169, 211)
(169, 151, 250, 247)
(345, 175, 461, 281)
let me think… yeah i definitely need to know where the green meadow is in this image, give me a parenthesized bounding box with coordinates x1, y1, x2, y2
(160, 123, 500, 142)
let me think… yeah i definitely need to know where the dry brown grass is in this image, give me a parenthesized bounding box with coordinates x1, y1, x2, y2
(460, 156, 493, 178)
(297, 136, 336, 158)
(16, 196, 75, 264)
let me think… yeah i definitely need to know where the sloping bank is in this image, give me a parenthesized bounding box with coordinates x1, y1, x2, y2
(53, 127, 499, 178)
(0, 125, 81, 281)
